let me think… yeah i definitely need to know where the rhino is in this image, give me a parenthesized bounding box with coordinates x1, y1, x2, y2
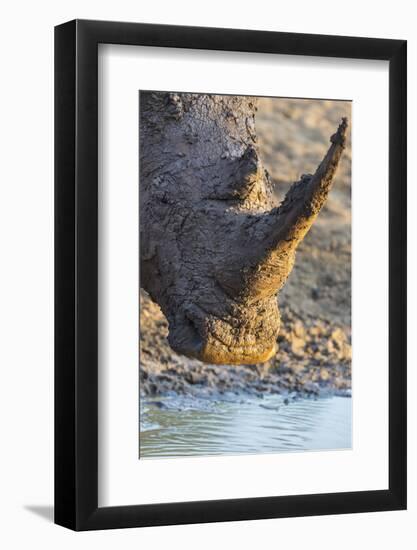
(140, 92, 347, 365)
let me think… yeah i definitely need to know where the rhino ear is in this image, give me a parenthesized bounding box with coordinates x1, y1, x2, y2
(240, 118, 348, 300)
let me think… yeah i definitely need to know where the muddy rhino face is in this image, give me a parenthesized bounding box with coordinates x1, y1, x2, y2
(140, 92, 347, 364)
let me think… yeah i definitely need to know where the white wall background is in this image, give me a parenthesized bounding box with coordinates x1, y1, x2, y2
(0, 1, 415, 548)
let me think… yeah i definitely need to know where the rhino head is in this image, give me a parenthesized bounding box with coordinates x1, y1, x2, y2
(140, 92, 347, 365)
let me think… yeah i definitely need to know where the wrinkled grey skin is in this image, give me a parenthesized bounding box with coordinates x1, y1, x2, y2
(140, 92, 347, 364)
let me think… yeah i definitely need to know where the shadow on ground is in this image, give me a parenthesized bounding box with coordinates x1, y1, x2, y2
(24, 505, 54, 523)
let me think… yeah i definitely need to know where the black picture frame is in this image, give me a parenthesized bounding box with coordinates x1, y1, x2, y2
(55, 19, 407, 531)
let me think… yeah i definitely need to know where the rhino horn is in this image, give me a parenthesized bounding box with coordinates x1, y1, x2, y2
(241, 118, 348, 301)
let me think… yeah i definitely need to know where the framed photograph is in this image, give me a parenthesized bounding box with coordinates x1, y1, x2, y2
(55, 19, 406, 530)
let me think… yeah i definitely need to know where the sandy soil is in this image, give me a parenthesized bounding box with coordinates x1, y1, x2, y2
(140, 97, 352, 398)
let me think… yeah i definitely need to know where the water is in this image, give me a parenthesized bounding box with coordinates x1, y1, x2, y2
(139, 393, 352, 459)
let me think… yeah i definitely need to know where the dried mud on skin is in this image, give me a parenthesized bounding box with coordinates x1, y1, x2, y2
(140, 98, 351, 397)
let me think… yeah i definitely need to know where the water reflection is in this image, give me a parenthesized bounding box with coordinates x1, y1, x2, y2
(139, 394, 352, 458)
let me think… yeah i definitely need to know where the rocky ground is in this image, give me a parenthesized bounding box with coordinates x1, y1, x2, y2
(140, 97, 352, 399)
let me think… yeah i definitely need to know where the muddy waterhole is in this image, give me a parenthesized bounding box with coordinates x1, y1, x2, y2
(140, 393, 351, 458)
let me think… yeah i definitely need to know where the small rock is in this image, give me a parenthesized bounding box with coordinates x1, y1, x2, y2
(319, 368, 330, 381)
(291, 336, 305, 356)
(293, 320, 306, 339)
